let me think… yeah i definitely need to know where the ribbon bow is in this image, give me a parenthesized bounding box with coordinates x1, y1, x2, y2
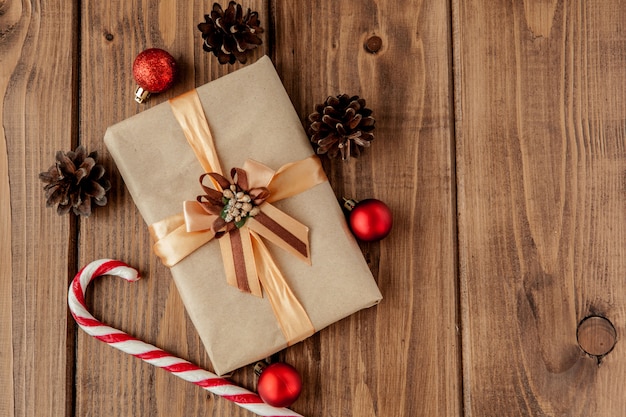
(148, 90, 328, 345)
(182, 160, 314, 297)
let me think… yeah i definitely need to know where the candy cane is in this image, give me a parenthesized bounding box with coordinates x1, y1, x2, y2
(68, 259, 303, 417)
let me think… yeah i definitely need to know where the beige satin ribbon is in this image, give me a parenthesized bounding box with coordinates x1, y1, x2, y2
(169, 90, 223, 179)
(148, 89, 327, 344)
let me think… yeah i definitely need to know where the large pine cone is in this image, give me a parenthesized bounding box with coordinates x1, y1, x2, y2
(39, 146, 111, 217)
(198, 1, 263, 65)
(308, 94, 375, 160)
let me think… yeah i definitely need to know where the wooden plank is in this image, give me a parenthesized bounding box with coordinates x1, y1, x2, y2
(273, 1, 460, 415)
(454, 0, 626, 415)
(0, 0, 78, 416)
(0, 1, 22, 411)
(76, 1, 268, 416)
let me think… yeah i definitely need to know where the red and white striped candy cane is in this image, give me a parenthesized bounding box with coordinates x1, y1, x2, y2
(68, 259, 303, 417)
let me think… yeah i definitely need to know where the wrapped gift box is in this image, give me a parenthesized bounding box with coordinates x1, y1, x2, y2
(104, 56, 382, 375)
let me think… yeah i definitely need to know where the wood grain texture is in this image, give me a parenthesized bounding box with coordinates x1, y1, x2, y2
(273, 0, 460, 415)
(76, 1, 268, 416)
(454, 0, 626, 415)
(1, 0, 78, 416)
(0, 1, 24, 414)
(6, 0, 626, 416)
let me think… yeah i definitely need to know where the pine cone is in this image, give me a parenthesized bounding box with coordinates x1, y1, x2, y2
(308, 94, 375, 160)
(39, 146, 111, 217)
(198, 1, 263, 65)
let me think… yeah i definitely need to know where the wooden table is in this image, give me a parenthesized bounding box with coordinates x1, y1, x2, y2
(2, 1, 625, 416)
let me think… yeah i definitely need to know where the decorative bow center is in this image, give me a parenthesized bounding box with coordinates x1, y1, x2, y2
(196, 168, 269, 237)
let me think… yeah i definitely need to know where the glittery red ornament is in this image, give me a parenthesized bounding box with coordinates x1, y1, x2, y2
(344, 198, 393, 242)
(132, 48, 177, 103)
(256, 363, 302, 408)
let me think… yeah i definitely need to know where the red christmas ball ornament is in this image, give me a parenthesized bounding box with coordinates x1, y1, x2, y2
(132, 48, 177, 103)
(255, 362, 302, 408)
(344, 198, 393, 242)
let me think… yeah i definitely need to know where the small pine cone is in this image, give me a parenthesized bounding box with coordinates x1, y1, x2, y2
(198, 1, 264, 65)
(39, 146, 111, 217)
(308, 94, 375, 160)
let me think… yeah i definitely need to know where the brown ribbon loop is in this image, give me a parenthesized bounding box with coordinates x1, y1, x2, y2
(148, 89, 327, 345)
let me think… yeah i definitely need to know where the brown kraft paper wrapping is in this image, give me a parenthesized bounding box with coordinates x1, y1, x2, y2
(104, 56, 382, 375)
